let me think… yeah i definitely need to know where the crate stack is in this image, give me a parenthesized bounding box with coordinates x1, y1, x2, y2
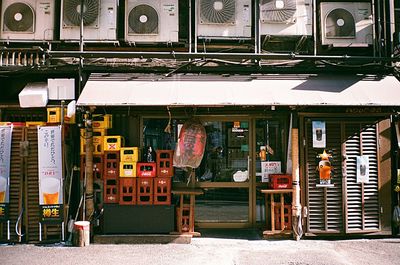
(119, 148, 139, 205)
(103, 135, 123, 204)
(154, 150, 173, 205)
(80, 114, 112, 208)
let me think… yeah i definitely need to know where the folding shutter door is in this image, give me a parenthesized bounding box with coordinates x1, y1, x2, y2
(305, 121, 344, 233)
(305, 119, 380, 235)
(344, 123, 380, 233)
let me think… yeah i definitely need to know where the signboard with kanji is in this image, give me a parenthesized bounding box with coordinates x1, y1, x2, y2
(38, 126, 63, 223)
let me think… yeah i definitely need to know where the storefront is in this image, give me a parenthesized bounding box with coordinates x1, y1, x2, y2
(74, 73, 399, 236)
(0, 72, 399, 243)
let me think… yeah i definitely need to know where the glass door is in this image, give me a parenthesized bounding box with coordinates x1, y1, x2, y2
(195, 119, 251, 227)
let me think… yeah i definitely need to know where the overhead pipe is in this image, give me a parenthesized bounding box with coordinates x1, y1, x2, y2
(46, 50, 400, 62)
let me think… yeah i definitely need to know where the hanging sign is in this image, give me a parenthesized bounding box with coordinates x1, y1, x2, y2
(0, 125, 12, 222)
(312, 121, 326, 148)
(261, 161, 281, 182)
(356, 155, 370, 183)
(38, 126, 63, 223)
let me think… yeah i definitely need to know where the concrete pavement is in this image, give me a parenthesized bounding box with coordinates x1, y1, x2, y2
(1, 237, 400, 265)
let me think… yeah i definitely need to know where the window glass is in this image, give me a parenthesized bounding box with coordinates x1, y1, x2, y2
(196, 121, 249, 182)
(255, 119, 287, 182)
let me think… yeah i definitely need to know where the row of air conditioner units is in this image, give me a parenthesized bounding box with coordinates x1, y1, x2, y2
(0, 0, 374, 47)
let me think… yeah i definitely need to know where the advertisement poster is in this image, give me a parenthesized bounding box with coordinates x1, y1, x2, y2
(312, 121, 326, 148)
(0, 126, 12, 221)
(356, 155, 370, 183)
(261, 161, 281, 182)
(38, 126, 63, 223)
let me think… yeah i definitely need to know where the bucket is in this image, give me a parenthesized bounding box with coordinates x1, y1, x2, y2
(73, 221, 90, 247)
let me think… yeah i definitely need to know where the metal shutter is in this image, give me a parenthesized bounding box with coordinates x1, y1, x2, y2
(305, 119, 380, 235)
(306, 121, 343, 233)
(344, 123, 380, 233)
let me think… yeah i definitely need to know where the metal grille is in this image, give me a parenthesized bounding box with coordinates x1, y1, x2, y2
(344, 123, 379, 232)
(25, 127, 40, 243)
(306, 121, 343, 233)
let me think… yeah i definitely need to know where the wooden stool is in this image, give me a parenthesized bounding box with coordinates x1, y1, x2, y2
(261, 189, 293, 237)
(171, 188, 203, 236)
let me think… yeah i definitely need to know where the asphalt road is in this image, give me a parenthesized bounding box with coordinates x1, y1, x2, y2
(1, 237, 400, 265)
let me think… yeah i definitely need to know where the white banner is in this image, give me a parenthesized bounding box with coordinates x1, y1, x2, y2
(38, 126, 63, 206)
(0, 125, 12, 204)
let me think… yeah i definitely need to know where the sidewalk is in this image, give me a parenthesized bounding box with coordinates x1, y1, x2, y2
(1, 237, 400, 265)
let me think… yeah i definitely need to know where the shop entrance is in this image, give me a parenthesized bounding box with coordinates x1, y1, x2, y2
(194, 119, 251, 227)
(142, 115, 289, 229)
(302, 118, 381, 235)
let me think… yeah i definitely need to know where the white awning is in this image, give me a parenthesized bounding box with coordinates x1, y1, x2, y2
(77, 74, 400, 107)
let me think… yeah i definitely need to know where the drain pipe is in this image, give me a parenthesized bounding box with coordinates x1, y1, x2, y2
(291, 115, 302, 241)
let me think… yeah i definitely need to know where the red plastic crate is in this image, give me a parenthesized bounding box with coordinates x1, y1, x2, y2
(153, 177, 171, 205)
(274, 204, 292, 230)
(269, 174, 292, 189)
(176, 206, 191, 233)
(137, 178, 154, 205)
(104, 151, 120, 179)
(80, 155, 104, 181)
(119, 178, 136, 205)
(156, 150, 174, 177)
(137, 162, 157, 178)
(104, 179, 119, 204)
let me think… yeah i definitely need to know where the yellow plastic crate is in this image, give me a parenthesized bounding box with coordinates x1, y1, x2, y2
(92, 114, 112, 129)
(47, 107, 65, 123)
(25, 122, 46, 127)
(104, 136, 123, 151)
(80, 128, 107, 140)
(120, 147, 140, 162)
(80, 136, 104, 155)
(120, 162, 137, 177)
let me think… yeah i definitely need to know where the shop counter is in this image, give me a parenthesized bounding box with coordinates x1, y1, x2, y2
(102, 204, 175, 234)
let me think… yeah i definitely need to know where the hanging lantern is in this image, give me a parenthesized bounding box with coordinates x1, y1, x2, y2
(173, 119, 206, 169)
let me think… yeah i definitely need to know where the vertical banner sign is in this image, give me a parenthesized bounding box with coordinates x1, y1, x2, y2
(356, 155, 370, 183)
(312, 121, 326, 148)
(0, 125, 12, 222)
(38, 126, 63, 223)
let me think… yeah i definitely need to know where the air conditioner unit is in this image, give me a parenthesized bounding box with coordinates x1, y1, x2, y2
(259, 0, 312, 36)
(196, 0, 252, 39)
(125, 0, 179, 43)
(0, 0, 55, 41)
(60, 0, 117, 41)
(320, 2, 373, 47)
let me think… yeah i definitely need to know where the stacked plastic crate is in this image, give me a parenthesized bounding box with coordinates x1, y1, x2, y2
(103, 135, 123, 204)
(80, 114, 111, 208)
(154, 150, 173, 205)
(119, 147, 139, 205)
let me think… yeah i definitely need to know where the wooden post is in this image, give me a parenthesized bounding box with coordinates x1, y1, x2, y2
(84, 108, 95, 221)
